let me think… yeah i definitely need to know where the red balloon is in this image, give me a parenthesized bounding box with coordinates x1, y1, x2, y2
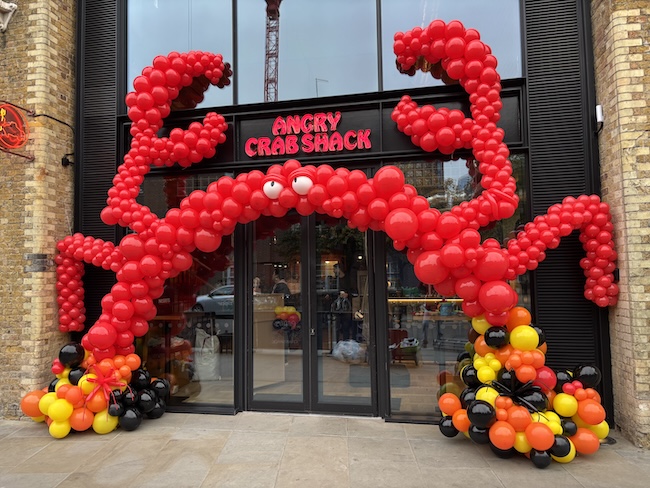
(195, 229, 221, 252)
(435, 214, 461, 239)
(139, 255, 162, 277)
(414, 251, 449, 285)
(87, 322, 117, 349)
(478, 281, 516, 313)
(440, 243, 465, 268)
(454, 275, 481, 300)
(474, 249, 509, 281)
(384, 209, 418, 241)
(533, 366, 557, 392)
(373, 166, 405, 199)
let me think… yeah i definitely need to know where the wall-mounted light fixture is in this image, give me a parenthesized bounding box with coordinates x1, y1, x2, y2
(595, 104, 604, 134)
(0, 1, 17, 33)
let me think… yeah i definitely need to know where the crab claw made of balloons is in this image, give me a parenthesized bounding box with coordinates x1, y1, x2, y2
(24, 19, 617, 446)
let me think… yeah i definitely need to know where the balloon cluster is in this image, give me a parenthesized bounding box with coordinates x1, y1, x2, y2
(21, 19, 619, 443)
(437, 306, 609, 468)
(20, 343, 168, 438)
(272, 305, 302, 331)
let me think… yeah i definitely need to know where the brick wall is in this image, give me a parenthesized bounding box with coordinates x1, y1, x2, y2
(592, 0, 650, 447)
(0, 1, 76, 418)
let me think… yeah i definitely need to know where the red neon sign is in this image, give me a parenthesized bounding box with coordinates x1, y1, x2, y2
(245, 111, 372, 157)
(0, 104, 29, 150)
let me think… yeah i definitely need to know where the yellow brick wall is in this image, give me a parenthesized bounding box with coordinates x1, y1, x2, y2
(0, 1, 76, 418)
(592, 0, 650, 447)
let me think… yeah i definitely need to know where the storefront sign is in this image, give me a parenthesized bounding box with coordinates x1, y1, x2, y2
(244, 111, 372, 158)
(0, 104, 29, 149)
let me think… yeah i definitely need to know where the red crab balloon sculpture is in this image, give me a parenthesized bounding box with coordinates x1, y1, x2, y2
(22, 18, 617, 461)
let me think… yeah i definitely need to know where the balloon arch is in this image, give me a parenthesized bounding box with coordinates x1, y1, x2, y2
(21, 19, 617, 467)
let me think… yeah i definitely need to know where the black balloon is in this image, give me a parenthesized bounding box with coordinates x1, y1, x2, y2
(467, 400, 496, 429)
(497, 369, 519, 387)
(554, 370, 572, 393)
(519, 389, 548, 412)
(456, 351, 471, 362)
(468, 424, 490, 444)
(48, 378, 59, 392)
(68, 367, 85, 386)
(531, 325, 546, 346)
(573, 365, 602, 388)
(530, 449, 552, 469)
(460, 387, 477, 409)
(561, 419, 578, 437)
(108, 401, 125, 417)
(468, 327, 480, 344)
(484, 326, 509, 348)
(130, 368, 151, 390)
(438, 416, 459, 438)
(147, 400, 166, 419)
(550, 435, 572, 457)
(150, 379, 170, 399)
(122, 389, 137, 406)
(489, 443, 517, 459)
(137, 389, 157, 413)
(59, 343, 85, 368)
(109, 388, 125, 404)
(119, 407, 142, 431)
(461, 365, 482, 388)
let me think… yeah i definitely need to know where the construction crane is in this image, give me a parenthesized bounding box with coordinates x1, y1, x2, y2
(264, 0, 282, 102)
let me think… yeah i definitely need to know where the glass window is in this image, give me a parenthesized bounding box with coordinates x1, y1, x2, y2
(127, 0, 233, 108)
(138, 174, 235, 408)
(385, 156, 530, 418)
(237, 0, 378, 104)
(381, 0, 523, 91)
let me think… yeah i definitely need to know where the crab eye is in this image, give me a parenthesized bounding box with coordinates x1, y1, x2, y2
(291, 176, 314, 195)
(263, 180, 284, 199)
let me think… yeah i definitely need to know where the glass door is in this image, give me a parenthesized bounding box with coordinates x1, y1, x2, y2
(250, 213, 374, 414)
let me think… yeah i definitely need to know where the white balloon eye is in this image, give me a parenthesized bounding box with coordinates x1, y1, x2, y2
(291, 176, 314, 195)
(263, 180, 284, 199)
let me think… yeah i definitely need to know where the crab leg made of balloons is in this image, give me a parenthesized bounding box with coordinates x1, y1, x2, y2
(53, 19, 617, 364)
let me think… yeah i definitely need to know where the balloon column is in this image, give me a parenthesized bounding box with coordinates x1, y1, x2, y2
(20, 342, 170, 438)
(437, 307, 609, 468)
(21, 19, 618, 446)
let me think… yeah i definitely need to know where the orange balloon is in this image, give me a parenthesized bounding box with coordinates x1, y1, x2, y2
(496, 408, 508, 422)
(125, 354, 141, 371)
(531, 350, 545, 369)
(525, 422, 555, 451)
(119, 365, 132, 379)
(69, 407, 94, 431)
(577, 399, 606, 425)
(574, 388, 588, 401)
(537, 342, 547, 354)
(489, 420, 516, 449)
(506, 307, 531, 331)
(507, 354, 522, 369)
(474, 335, 492, 357)
(56, 384, 72, 399)
(570, 428, 600, 454)
(494, 344, 513, 365)
(113, 355, 126, 368)
(96, 359, 115, 376)
(438, 393, 462, 416)
(64, 386, 84, 408)
(452, 408, 470, 432)
(86, 393, 108, 413)
(507, 405, 532, 432)
(546, 390, 557, 406)
(20, 390, 46, 417)
(515, 364, 537, 383)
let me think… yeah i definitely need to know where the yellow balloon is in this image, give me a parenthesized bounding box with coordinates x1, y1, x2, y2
(571, 413, 589, 428)
(531, 412, 547, 423)
(38, 392, 58, 416)
(553, 393, 579, 417)
(473, 358, 487, 369)
(48, 398, 74, 422)
(509, 325, 539, 351)
(590, 420, 610, 439)
(544, 411, 561, 424)
(56, 367, 71, 380)
(471, 316, 490, 335)
(31, 415, 46, 423)
(475, 386, 499, 407)
(49, 420, 72, 439)
(477, 366, 496, 384)
(514, 431, 532, 453)
(488, 359, 502, 372)
(548, 421, 563, 435)
(551, 439, 576, 463)
(92, 409, 119, 435)
(78, 374, 98, 395)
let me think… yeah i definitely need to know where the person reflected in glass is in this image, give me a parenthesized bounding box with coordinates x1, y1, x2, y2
(253, 276, 262, 295)
(271, 272, 291, 298)
(332, 290, 354, 341)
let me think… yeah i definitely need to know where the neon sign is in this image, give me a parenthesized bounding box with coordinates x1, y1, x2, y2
(244, 111, 372, 157)
(0, 104, 29, 150)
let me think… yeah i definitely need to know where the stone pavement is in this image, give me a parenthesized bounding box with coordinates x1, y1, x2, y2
(1, 412, 649, 488)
